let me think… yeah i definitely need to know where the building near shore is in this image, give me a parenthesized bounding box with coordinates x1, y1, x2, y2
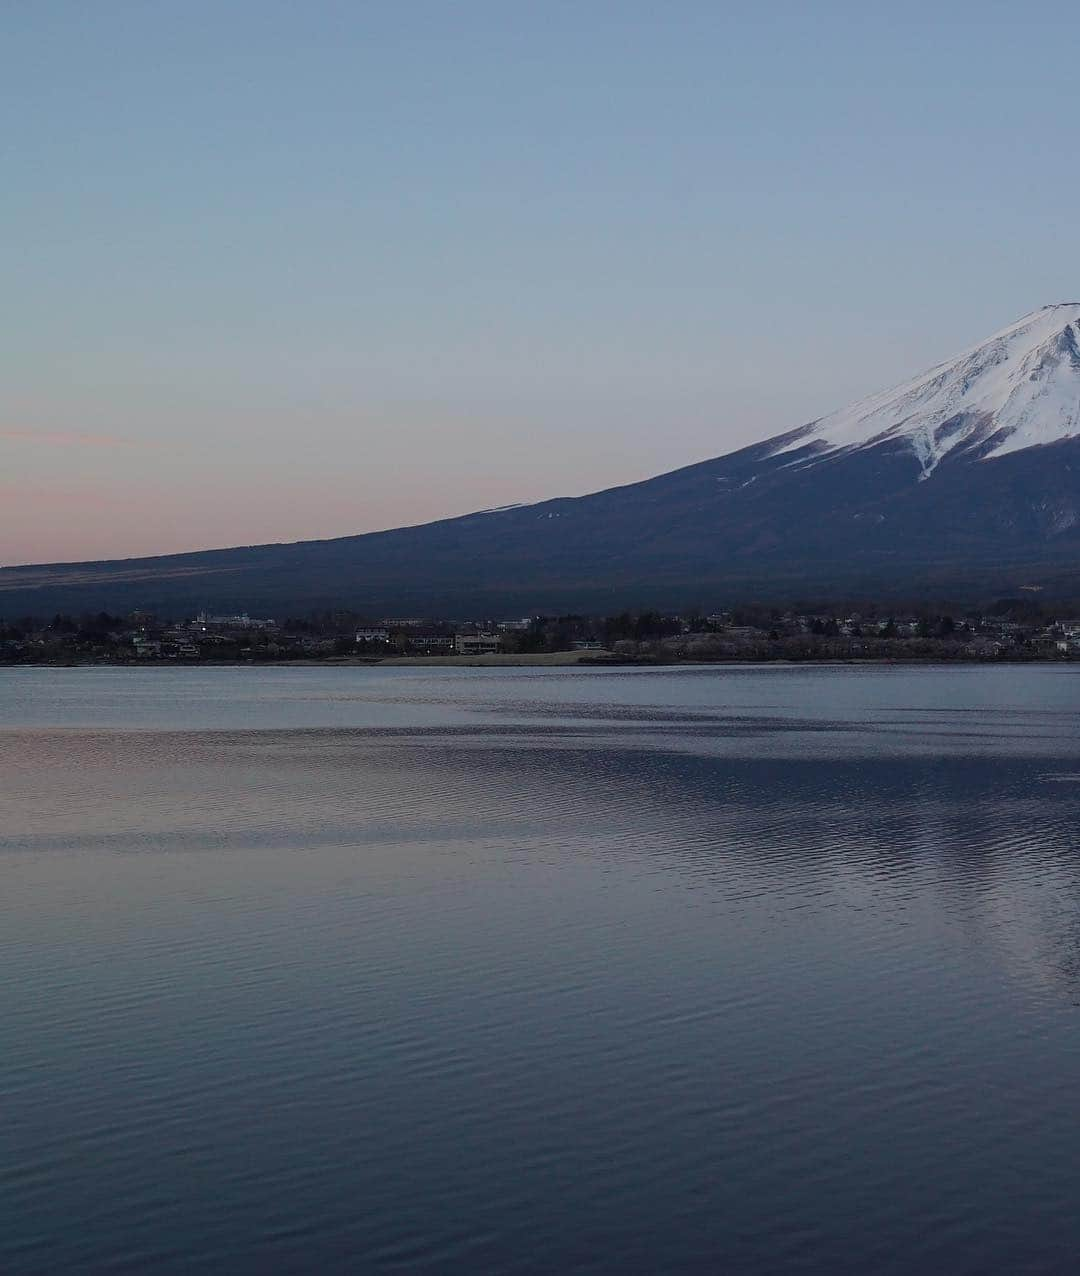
(455, 633, 502, 655)
(407, 633, 454, 652)
(195, 611, 275, 630)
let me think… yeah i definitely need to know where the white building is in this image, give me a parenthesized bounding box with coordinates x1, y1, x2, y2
(195, 611, 275, 630)
(410, 634, 453, 651)
(454, 633, 501, 655)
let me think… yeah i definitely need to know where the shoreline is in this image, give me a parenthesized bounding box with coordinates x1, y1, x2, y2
(5, 653, 1078, 671)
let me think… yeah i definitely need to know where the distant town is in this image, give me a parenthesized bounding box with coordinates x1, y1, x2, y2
(3, 599, 1080, 665)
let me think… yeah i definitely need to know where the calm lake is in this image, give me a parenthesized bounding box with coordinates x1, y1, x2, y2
(3, 664, 1080, 1273)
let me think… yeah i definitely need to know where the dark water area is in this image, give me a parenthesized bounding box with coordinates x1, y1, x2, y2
(3, 665, 1080, 1273)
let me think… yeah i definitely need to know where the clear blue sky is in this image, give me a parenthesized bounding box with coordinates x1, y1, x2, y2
(4, 0, 1078, 562)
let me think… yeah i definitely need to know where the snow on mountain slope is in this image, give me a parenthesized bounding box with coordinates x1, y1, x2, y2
(772, 303, 1080, 477)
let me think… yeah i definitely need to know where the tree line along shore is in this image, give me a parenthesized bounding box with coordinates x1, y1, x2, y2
(3, 599, 1080, 666)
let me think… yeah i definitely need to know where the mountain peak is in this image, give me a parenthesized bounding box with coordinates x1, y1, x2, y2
(773, 303, 1080, 477)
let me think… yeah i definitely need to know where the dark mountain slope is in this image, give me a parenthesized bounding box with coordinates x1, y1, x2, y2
(4, 304, 1080, 616)
(2, 431, 1079, 617)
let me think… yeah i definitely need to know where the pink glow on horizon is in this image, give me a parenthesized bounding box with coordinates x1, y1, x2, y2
(0, 468, 627, 567)
(0, 427, 144, 450)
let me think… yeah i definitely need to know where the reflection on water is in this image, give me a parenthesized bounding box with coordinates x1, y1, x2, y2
(3, 666, 1080, 1273)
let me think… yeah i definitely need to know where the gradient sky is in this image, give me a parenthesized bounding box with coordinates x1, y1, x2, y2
(5, 1, 1079, 565)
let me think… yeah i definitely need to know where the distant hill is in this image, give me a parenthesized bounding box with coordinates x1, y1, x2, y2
(4, 304, 1080, 617)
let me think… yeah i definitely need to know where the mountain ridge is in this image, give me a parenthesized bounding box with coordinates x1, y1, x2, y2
(4, 305, 1080, 616)
(770, 303, 1080, 476)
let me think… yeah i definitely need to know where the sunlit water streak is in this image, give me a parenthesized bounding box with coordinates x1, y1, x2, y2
(2, 665, 1080, 1273)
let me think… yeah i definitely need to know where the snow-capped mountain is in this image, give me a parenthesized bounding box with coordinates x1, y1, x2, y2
(773, 303, 1080, 477)
(4, 305, 1080, 614)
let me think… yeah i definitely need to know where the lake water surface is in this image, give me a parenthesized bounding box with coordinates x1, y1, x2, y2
(3, 665, 1080, 1273)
